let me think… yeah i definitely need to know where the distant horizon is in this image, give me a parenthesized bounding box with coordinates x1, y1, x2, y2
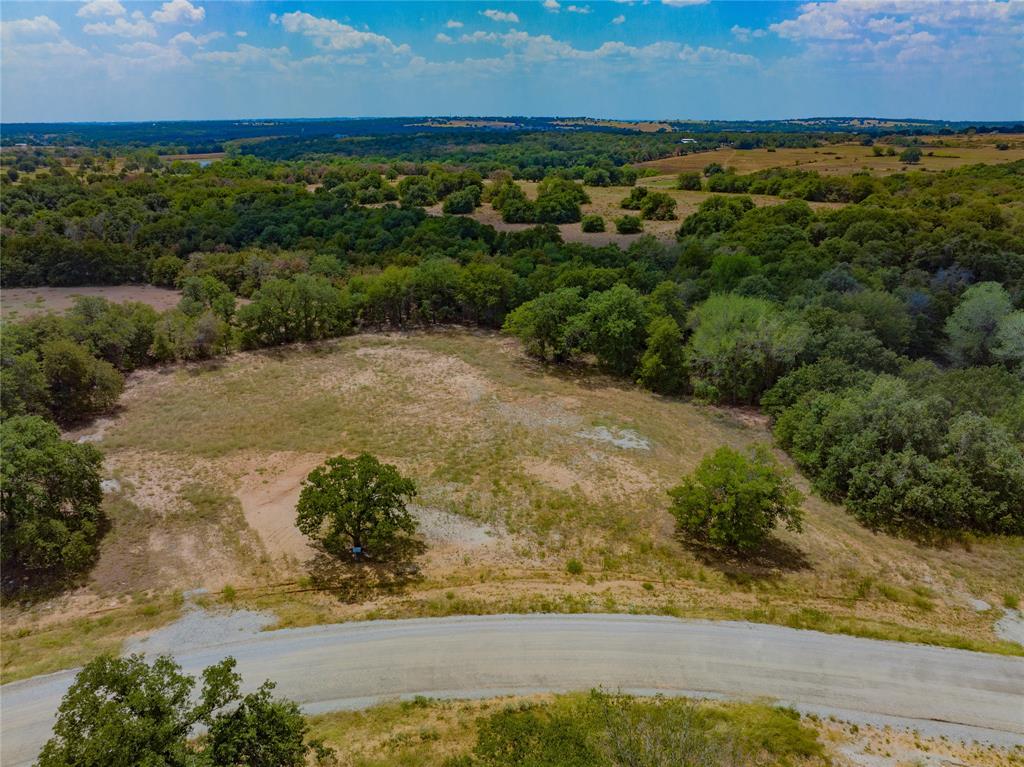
(2, 1, 1022, 123)
(4, 114, 1023, 128)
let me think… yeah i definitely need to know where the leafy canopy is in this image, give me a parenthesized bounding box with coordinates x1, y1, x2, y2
(296, 453, 418, 555)
(668, 446, 804, 553)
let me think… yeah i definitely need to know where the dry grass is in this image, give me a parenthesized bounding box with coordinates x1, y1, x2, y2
(0, 285, 182, 319)
(307, 693, 1023, 767)
(4, 330, 1022, 681)
(637, 137, 1024, 177)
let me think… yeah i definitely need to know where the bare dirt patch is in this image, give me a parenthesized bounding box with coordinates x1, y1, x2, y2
(1, 285, 182, 319)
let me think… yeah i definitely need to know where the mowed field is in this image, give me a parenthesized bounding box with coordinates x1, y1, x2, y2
(637, 135, 1024, 177)
(4, 330, 1021, 682)
(430, 183, 844, 245)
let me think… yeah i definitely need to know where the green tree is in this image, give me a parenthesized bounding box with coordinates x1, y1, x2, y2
(237, 275, 352, 348)
(575, 284, 650, 376)
(685, 294, 808, 404)
(503, 287, 584, 362)
(1, 415, 104, 574)
(580, 214, 605, 233)
(944, 281, 1012, 366)
(636, 316, 688, 395)
(207, 681, 328, 767)
(668, 446, 804, 553)
(37, 654, 332, 767)
(296, 453, 418, 555)
(40, 338, 124, 425)
(993, 310, 1024, 375)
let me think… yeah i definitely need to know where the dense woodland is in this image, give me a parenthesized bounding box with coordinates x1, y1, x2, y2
(1, 129, 1023, 579)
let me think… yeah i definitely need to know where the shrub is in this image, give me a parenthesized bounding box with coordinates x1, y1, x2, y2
(615, 215, 643, 234)
(443, 186, 481, 214)
(668, 445, 804, 553)
(639, 191, 678, 221)
(580, 214, 605, 233)
(566, 558, 584, 575)
(676, 171, 702, 191)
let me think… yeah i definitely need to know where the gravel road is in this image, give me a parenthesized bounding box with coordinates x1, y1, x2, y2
(3, 614, 1022, 765)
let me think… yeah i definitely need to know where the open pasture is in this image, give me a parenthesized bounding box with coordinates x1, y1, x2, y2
(638, 136, 1024, 176)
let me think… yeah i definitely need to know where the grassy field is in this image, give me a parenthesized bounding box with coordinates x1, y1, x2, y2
(430, 182, 844, 245)
(637, 135, 1024, 176)
(306, 693, 1020, 767)
(3, 330, 1021, 682)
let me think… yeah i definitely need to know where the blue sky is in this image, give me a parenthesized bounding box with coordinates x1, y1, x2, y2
(2, 1, 1022, 122)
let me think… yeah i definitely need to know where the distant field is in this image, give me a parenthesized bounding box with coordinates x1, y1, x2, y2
(639, 136, 1024, 176)
(554, 118, 674, 133)
(1, 285, 182, 319)
(430, 182, 845, 244)
(5, 330, 1020, 682)
(161, 151, 227, 162)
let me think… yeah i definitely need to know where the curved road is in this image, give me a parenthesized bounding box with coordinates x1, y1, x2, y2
(3, 614, 1023, 764)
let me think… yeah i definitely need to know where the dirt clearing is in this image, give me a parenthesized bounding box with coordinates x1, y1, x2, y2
(1, 285, 181, 319)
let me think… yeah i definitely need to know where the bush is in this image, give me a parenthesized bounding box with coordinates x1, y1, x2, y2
(615, 215, 643, 234)
(639, 191, 678, 221)
(676, 171, 702, 191)
(580, 214, 605, 233)
(566, 558, 584, 575)
(668, 445, 804, 553)
(443, 186, 481, 214)
(899, 147, 922, 164)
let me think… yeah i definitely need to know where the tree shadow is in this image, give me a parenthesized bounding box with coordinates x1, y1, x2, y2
(302, 536, 427, 604)
(680, 535, 812, 582)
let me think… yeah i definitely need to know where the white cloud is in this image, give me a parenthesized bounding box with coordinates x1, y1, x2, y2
(482, 10, 520, 23)
(235, 30, 247, 38)
(77, 0, 125, 18)
(1, 15, 61, 40)
(277, 11, 409, 54)
(195, 43, 289, 68)
(456, 27, 758, 68)
(567, 5, 591, 14)
(612, 14, 626, 25)
(730, 25, 766, 43)
(435, 32, 454, 44)
(151, 0, 205, 25)
(679, 44, 757, 67)
(768, 0, 1024, 71)
(865, 16, 914, 36)
(446, 20, 464, 28)
(169, 30, 223, 46)
(83, 17, 157, 38)
(543, 0, 561, 11)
